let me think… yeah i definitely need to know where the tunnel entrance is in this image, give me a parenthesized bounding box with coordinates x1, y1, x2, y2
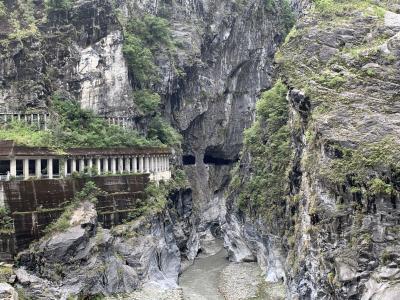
(203, 146, 239, 166)
(203, 155, 235, 165)
(183, 155, 196, 165)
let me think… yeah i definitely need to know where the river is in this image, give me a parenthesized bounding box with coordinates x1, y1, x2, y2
(179, 247, 229, 300)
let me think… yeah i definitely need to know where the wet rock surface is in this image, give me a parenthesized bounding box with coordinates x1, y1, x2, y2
(14, 202, 182, 298)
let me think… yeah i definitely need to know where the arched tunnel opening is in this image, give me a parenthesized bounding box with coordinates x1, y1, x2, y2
(203, 146, 239, 166)
(203, 155, 235, 165)
(182, 155, 196, 165)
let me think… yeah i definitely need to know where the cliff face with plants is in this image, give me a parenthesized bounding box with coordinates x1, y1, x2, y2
(226, 0, 400, 299)
(1, 0, 400, 299)
(0, 0, 302, 298)
(0, 0, 299, 260)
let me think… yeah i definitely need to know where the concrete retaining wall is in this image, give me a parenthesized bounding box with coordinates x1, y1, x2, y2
(1, 174, 149, 254)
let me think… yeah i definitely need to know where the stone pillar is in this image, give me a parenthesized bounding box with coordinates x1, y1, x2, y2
(133, 157, 137, 173)
(63, 159, 68, 177)
(148, 156, 152, 172)
(10, 158, 17, 177)
(96, 158, 101, 175)
(23, 158, 29, 180)
(125, 157, 131, 173)
(154, 156, 158, 172)
(79, 159, 85, 173)
(166, 156, 170, 171)
(162, 156, 166, 171)
(71, 159, 77, 173)
(111, 157, 117, 174)
(118, 157, 124, 174)
(37, 114, 41, 128)
(104, 158, 109, 173)
(139, 156, 144, 173)
(145, 156, 150, 173)
(44, 114, 48, 130)
(35, 158, 42, 178)
(48, 158, 53, 179)
(88, 158, 93, 175)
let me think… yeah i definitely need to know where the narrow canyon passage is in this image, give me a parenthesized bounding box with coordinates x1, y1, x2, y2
(179, 245, 229, 300)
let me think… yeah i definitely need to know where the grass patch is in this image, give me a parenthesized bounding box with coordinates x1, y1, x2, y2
(0, 265, 13, 282)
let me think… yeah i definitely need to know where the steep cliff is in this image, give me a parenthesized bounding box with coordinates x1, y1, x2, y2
(226, 1, 400, 299)
(0, 0, 299, 261)
(4, 0, 400, 299)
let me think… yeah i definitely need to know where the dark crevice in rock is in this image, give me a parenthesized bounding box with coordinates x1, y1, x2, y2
(182, 155, 196, 165)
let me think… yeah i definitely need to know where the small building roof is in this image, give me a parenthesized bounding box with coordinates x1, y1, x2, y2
(0, 140, 171, 158)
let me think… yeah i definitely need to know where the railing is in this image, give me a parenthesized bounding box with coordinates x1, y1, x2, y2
(0, 112, 136, 131)
(105, 116, 136, 129)
(0, 113, 49, 130)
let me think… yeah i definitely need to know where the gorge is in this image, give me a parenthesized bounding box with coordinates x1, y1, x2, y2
(0, 0, 400, 299)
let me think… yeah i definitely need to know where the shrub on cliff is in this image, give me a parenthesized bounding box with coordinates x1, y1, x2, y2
(123, 14, 173, 88)
(236, 80, 292, 221)
(45, 0, 73, 11)
(0, 207, 13, 234)
(43, 181, 105, 234)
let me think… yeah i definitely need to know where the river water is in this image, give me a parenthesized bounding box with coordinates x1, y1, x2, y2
(179, 247, 229, 300)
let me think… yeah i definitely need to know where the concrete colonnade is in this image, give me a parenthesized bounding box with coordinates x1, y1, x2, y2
(5, 154, 170, 180)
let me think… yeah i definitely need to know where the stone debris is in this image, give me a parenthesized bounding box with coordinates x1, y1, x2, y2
(0, 283, 19, 300)
(218, 262, 286, 300)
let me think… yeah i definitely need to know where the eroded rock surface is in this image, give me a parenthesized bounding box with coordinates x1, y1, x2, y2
(15, 202, 181, 298)
(225, 2, 400, 299)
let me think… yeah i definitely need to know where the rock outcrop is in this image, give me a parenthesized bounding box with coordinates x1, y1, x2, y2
(225, 2, 400, 299)
(15, 201, 182, 298)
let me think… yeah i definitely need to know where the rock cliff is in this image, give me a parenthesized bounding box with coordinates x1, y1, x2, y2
(3, 0, 400, 299)
(225, 1, 400, 299)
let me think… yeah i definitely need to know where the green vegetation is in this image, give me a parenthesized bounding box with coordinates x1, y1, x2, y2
(120, 14, 182, 147)
(50, 97, 159, 148)
(311, 0, 387, 18)
(0, 265, 13, 282)
(233, 81, 292, 223)
(45, 0, 73, 11)
(123, 14, 174, 88)
(322, 138, 400, 196)
(133, 90, 161, 115)
(0, 2, 6, 17)
(316, 71, 347, 89)
(263, 0, 295, 32)
(0, 121, 53, 148)
(0, 94, 179, 149)
(148, 116, 182, 146)
(0, 206, 13, 234)
(43, 181, 106, 234)
(128, 169, 189, 219)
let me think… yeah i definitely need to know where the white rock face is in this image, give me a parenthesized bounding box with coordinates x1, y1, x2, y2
(385, 11, 400, 28)
(0, 283, 18, 300)
(77, 30, 131, 113)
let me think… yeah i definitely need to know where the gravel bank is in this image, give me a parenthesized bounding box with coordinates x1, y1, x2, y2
(106, 285, 184, 300)
(218, 263, 286, 300)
